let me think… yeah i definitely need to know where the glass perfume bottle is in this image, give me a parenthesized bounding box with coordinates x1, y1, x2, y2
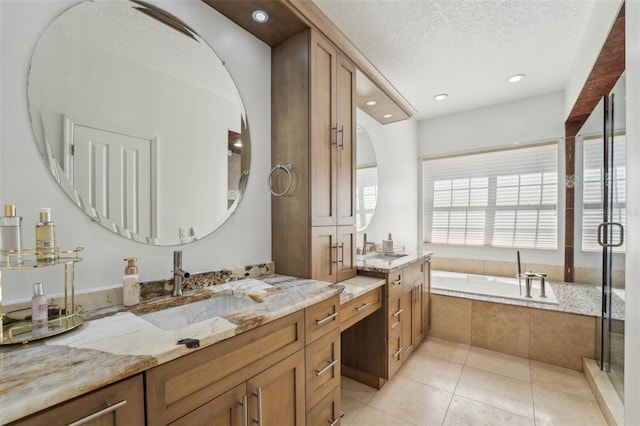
(31, 282, 49, 337)
(0, 204, 23, 265)
(36, 208, 58, 261)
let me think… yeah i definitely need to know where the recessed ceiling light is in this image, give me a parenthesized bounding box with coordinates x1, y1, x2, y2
(433, 94, 448, 101)
(383, 113, 393, 119)
(508, 74, 526, 83)
(366, 100, 377, 106)
(252, 10, 269, 23)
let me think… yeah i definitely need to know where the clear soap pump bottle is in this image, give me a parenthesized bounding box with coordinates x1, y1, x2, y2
(31, 282, 49, 337)
(0, 204, 23, 265)
(36, 208, 58, 261)
(123, 257, 140, 306)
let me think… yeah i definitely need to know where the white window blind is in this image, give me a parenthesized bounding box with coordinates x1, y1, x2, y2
(356, 166, 378, 230)
(581, 135, 626, 252)
(423, 143, 558, 249)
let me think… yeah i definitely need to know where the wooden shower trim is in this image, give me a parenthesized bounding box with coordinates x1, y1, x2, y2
(563, 3, 625, 282)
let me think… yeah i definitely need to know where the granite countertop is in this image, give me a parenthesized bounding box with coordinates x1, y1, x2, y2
(356, 251, 433, 273)
(431, 278, 624, 320)
(339, 275, 386, 304)
(0, 275, 342, 425)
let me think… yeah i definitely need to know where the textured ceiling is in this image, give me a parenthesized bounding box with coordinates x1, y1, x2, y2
(313, 0, 597, 120)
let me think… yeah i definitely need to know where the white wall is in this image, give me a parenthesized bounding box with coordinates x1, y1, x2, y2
(0, 0, 271, 303)
(356, 109, 419, 252)
(417, 91, 565, 265)
(624, 1, 639, 422)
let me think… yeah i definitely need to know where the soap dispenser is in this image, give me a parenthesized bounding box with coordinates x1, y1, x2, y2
(383, 233, 394, 254)
(123, 257, 140, 306)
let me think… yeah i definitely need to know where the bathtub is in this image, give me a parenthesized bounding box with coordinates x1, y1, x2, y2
(431, 270, 559, 305)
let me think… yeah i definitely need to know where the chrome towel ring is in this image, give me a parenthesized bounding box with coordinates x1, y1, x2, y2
(269, 163, 293, 196)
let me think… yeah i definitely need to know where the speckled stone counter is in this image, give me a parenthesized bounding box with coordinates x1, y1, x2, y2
(339, 275, 386, 304)
(431, 274, 624, 320)
(356, 251, 433, 273)
(0, 275, 342, 425)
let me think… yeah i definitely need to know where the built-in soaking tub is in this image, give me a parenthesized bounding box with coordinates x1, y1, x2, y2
(431, 270, 559, 305)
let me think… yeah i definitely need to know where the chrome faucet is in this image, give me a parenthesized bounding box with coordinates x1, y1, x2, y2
(172, 250, 191, 297)
(362, 233, 376, 254)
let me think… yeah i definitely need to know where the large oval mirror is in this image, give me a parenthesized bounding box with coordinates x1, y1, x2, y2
(356, 125, 378, 231)
(27, 0, 250, 245)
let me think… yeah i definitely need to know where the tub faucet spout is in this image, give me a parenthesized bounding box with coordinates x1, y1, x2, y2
(172, 250, 191, 297)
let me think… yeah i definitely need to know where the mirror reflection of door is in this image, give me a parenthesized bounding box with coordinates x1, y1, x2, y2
(72, 124, 156, 238)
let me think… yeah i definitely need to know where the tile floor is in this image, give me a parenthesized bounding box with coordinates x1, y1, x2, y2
(340, 337, 607, 426)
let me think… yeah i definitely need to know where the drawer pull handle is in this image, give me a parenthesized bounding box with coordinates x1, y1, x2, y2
(355, 302, 372, 312)
(253, 388, 263, 425)
(241, 395, 248, 426)
(392, 278, 403, 286)
(392, 308, 404, 317)
(316, 312, 338, 325)
(392, 347, 403, 359)
(329, 418, 339, 426)
(68, 400, 127, 426)
(316, 359, 338, 376)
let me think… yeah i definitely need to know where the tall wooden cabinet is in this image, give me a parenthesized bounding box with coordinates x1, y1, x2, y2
(272, 28, 356, 283)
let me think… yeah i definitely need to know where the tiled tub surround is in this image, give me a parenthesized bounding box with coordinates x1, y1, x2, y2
(429, 275, 623, 372)
(0, 274, 342, 424)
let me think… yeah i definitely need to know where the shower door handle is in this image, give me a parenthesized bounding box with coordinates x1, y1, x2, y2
(597, 222, 624, 247)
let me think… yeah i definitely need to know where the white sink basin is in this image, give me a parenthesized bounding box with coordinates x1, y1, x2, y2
(138, 294, 258, 330)
(369, 253, 408, 261)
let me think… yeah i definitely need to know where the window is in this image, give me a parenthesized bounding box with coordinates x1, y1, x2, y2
(581, 135, 626, 252)
(356, 166, 378, 230)
(422, 143, 558, 249)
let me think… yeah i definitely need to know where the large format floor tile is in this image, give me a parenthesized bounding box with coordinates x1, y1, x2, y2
(340, 337, 605, 426)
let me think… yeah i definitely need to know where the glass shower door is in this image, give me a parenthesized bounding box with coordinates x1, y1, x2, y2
(598, 74, 625, 400)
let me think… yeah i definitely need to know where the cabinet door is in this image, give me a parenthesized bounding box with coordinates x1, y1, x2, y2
(310, 31, 337, 227)
(401, 285, 415, 359)
(387, 293, 403, 336)
(413, 280, 425, 347)
(336, 225, 357, 281)
(247, 350, 305, 426)
(13, 375, 144, 426)
(311, 226, 337, 282)
(336, 54, 356, 226)
(169, 384, 245, 426)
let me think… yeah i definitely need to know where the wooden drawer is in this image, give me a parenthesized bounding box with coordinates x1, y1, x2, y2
(306, 385, 341, 426)
(387, 293, 403, 336)
(403, 261, 424, 287)
(146, 310, 304, 426)
(388, 269, 403, 297)
(306, 294, 340, 344)
(12, 375, 144, 426)
(387, 329, 403, 379)
(306, 328, 341, 408)
(340, 286, 382, 331)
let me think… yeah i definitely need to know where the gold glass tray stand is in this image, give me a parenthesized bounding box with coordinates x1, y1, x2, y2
(0, 247, 84, 345)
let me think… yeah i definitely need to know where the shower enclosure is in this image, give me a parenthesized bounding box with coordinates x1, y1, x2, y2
(577, 73, 626, 400)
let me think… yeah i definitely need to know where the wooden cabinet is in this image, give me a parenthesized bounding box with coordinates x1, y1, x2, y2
(169, 384, 245, 426)
(306, 386, 341, 426)
(145, 311, 305, 425)
(340, 285, 382, 331)
(272, 28, 356, 283)
(341, 257, 432, 388)
(247, 351, 306, 426)
(11, 375, 144, 426)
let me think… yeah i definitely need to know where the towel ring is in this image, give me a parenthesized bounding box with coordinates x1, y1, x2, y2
(269, 163, 293, 196)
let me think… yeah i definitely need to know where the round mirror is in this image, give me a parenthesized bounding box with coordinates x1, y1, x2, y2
(356, 125, 378, 231)
(27, 0, 250, 245)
